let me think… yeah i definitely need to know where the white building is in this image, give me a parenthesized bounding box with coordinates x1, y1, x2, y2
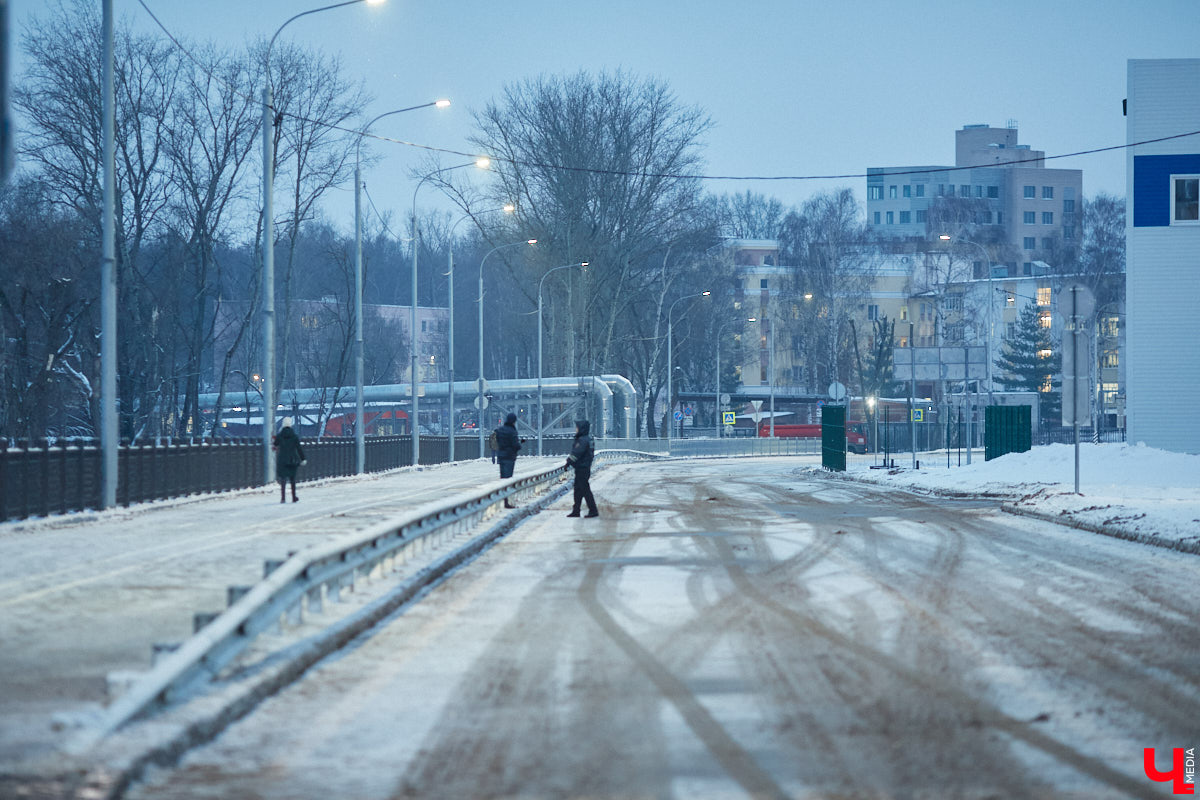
(1126, 59, 1200, 453)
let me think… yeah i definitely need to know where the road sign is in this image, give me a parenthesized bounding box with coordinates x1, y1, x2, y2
(722, 411, 736, 425)
(474, 378, 490, 394)
(828, 381, 847, 402)
(674, 410, 683, 421)
(911, 408, 924, 423)
(683, 405, 693, 416)
(720, 393, 731, 405)
(473, 395, 489, 410)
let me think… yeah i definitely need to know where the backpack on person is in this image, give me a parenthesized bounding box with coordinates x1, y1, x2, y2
(489, 428, 499, 452)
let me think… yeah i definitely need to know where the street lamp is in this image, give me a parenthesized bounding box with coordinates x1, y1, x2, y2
(666, 291, 711, 443)
(353, 100, 448, 474)
(410, 157, 489, 466)
(477, 236, 536, 457)
(537, 262, 589, 456)
(261, 0, 386, 484)
(747, 314, 775, 437)
(939, 234, 994, 404)
(712, 316, 741, 438)
(443, 206, 518, 462)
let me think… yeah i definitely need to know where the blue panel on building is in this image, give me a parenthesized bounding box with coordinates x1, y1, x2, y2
(1133, 154, 1200, 227)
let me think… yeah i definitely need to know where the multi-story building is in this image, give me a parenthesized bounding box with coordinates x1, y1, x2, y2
(867, 124, 1083, 276)
(1125, 59, 1200, 453)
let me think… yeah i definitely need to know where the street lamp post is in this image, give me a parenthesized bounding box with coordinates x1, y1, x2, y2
(410, 158, 489, 466)
(666, 291, 710, 444)
(939, 234, 994, 405)
(353, 100, 448, 474)
(537, 262, 588, 456)
(714, 319, 733, 437)
(477, 237, 536, 457)
(747, 314, 775, 437)
(262, 0, 385, 484)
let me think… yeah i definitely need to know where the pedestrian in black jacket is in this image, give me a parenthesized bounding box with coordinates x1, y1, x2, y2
(566, 419, 598, 518)
(272, 417, 306, 503)
(493, 412, 523, 508)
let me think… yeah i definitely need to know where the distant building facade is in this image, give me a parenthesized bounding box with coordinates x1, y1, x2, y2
(1126, 59, 1200, 453)
(866, 124, 1083, 277)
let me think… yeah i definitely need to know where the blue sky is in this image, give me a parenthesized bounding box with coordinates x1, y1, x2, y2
(8, 0, 1200, 228)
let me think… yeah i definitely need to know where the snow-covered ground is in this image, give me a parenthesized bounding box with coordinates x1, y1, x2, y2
(839, 442, 1200, 552)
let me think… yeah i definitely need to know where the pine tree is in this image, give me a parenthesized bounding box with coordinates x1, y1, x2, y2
(996, 303, 1061, 425)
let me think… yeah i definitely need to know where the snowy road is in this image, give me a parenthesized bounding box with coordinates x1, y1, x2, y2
(127, 458, 1200, 799)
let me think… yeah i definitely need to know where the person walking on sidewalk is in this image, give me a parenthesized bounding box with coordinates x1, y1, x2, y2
(493, 412, 524, 508)
(566, 419, 598, 518)
(272, 417, 306, 503)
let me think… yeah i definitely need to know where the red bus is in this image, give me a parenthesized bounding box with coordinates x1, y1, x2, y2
(757, 421, 867, 453)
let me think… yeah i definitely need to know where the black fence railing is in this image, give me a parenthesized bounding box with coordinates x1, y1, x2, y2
(0, 434, 570, 522)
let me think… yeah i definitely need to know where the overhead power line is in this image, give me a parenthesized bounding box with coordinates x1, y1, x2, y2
(135, 1, 1200, 186)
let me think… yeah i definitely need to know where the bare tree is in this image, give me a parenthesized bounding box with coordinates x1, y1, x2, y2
(707, 190, 786, 239)
(16, 0, 181, 439)
(470, 70, 713, 376)
(1079, 192, 1125, 306)
(163, 43, 261, 435)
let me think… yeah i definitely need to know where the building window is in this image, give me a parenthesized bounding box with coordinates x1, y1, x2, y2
(916, 209, 927, 223)
(867, 304, 879, 321)
(1024, 185, 1036, 199)
(889, 185, 897, 199)
(1038, 311, 1052, 329)
(1042, 186, 1054, 199)
(1023, 237, 1036, 250)
(1022, 261, 1033, 276)
(960, 185, 970, 197)
(1100, 315, 1120, 338)
(1063, 226, 1076, 240)
(886, 211, 894, 224)
(1024, 211, 1036, 224)
(873, 211, 881, 224)
(1042, 211, 1054, 225)
(974, 185, 983, 198)
(1037, 287, 1051, 306)
(1101, 350, 1120, 369)
(1004, 323, 1016, 340)
(915, 184, 925, 197)
(997, 211, 1004, 225)
(899, 210, 911, 224)
(1101, 383, 1119, 406)
(1063, 199, 1075, 212)
(1006, 293, 1016, 307)
(421, 320, 427, 332)
(937, 184, 946, 196)
(868, 185, 883, 200)
(903, 185, 911, 198)
(900, 305, 909, 321)
(920, 302, 932, 320)
(1172, 175, 1200, 223)
(987, 185, 999, 198)
(760, 278, 769, 289)
(1042, 237, 1054, 250)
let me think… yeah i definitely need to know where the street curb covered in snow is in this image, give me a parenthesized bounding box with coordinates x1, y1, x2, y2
(999, 503, 1200, 556)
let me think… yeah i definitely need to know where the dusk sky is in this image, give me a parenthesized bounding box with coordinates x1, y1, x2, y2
(8, 0, 1200, 228)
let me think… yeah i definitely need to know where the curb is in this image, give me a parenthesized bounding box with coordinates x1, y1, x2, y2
(999, 503, 1200, 556)
(89, 478, 573, 800)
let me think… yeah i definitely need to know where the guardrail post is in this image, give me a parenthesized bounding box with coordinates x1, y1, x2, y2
(306, 585, 323, 614)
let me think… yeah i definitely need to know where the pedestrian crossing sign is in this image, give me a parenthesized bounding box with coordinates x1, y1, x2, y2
(911, 408, 924, 422)
(722, 411, 736, 425)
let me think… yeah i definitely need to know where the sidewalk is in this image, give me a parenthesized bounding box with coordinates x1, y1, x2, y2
(0, 457, 559, 779)
(835, 442, 1200, 554)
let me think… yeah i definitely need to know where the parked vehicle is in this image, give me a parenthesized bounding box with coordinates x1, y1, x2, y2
(757, 421, 868, 454)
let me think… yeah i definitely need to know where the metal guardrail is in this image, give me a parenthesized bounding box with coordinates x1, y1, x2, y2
(78, 449, 664, 747)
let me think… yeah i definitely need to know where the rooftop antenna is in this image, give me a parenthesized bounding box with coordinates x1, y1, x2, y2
(1007, 118, 1019, 130)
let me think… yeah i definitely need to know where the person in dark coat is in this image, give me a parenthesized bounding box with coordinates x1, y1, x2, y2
(272, 417, 306, 503)
(493, 412, 523, 508)
(566, 419, 598, 518)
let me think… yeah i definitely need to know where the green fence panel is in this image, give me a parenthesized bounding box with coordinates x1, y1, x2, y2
(821, 405, 847, 472)
(985, 405, 1032, 461)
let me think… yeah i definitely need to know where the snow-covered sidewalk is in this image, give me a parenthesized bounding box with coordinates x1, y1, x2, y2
(837, 442, 1200, 553)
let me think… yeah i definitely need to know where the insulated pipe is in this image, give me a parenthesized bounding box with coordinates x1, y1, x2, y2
(599, 374, 638, 438)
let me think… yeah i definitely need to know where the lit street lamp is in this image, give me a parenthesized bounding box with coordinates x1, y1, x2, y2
(477, 236, 536, 457)
(353, 99, 448, 474)
(261, 0, 386, 484)
(537, 262, 589, 455)
(410, 157, 489, 465)
(666, 291, 710, 443)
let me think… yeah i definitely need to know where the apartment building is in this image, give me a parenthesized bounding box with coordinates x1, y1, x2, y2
(866, 124, 1083, 276)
